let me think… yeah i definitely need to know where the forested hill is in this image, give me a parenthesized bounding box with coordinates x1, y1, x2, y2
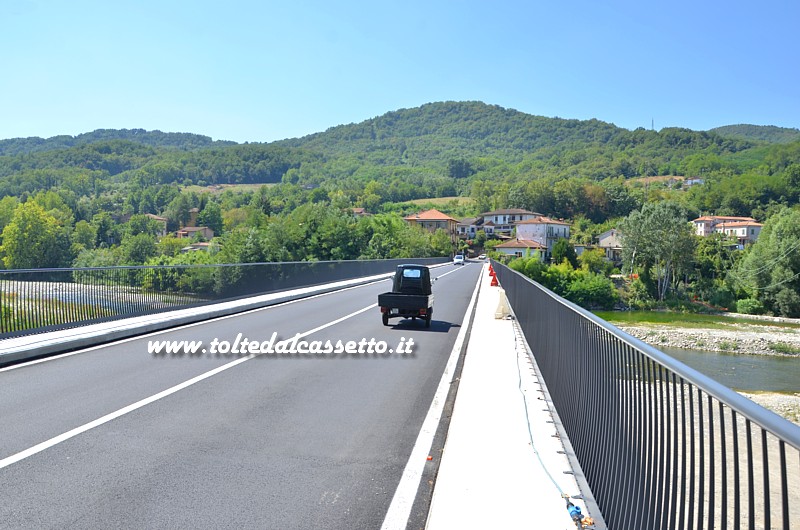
(0, 101, 798, 212)
(277, 101, 625, 162)
(709, 124, 800, 144)
(276, 101, 754, 166)
(0, 129, 236, 156)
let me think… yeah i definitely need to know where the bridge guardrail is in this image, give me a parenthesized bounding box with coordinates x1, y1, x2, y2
(493, 260, 800, 530)
(0, 258, 448, 339)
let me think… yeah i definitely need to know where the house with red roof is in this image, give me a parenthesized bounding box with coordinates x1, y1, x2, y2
(692, 215, 763, 246)
(403, 209, 459, 246)
(515, 216, 571, 258)
(493, 239, 548, 258)
(477, 208, 542, 236)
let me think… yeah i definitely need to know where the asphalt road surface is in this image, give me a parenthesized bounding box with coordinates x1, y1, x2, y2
(0, 261, 482, 529)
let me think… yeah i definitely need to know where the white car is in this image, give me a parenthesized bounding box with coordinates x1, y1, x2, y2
(478, 254, 486, 260)
(453, 254, 465, 266)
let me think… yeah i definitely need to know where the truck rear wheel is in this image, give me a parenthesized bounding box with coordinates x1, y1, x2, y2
(382, 313, 389, 326)
(425, 308, 432, 328)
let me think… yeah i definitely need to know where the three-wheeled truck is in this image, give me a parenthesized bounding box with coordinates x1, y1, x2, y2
(378, 264, 434, 327)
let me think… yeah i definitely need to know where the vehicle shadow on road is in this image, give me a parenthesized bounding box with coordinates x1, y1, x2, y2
(386, 320, 459, 333)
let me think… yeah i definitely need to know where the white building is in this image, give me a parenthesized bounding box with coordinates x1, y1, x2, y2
(515, 216, 571, 259)
(596, 229, 623, 263)
(692, 216, 763, 246)
(493, 239, 547, 258)
(478, 208, 542, 235)
(457, 217, 480, 239)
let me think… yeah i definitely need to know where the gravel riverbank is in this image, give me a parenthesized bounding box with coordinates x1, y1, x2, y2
(615, 315, 800, 357)
(614, 315, 800, 425)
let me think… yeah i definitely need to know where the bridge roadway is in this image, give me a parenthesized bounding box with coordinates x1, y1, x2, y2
(0, 261, 596, 529)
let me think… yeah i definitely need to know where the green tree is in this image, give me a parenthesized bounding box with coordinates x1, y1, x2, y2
(447, 158, 473, 179)
(120, 233, 157, 265)
(72, 247, 119, 268)
(470, 180, 493, 214)
(125, 214, 163, 238)
(734, 207, 800, 317)
(1, 201, 71, 268)
(92, 212, 120, 247)
(578, 248, 611, 275)
(31, 190, 75, 227)
(619, 201, 696, 300)
(0, 196, 20, 233)
(197, 202, 224, 235)
(72, 220, 97, 250)
(474, 229, 487, 248)
(551, 238, 578, 268)
(165, 193, 192, 229)
(430, 228, 453, 256)
(157, 234, 189, 257)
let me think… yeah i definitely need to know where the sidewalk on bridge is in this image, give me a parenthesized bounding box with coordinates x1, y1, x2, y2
(426, 264, 595, 529)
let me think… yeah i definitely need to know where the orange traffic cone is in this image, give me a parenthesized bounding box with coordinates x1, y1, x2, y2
(488, 264, 495, 276)
(490, 274, 499, 287)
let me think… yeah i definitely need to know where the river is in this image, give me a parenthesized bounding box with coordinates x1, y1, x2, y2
(659, 347, 800, 393)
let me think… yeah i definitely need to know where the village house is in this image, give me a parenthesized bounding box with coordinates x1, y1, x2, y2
(596, 229, 623, 264)
(515, 216, 571, 259)
(456, 217, 480, 239)
(403, 209, 459, 246)
(144, 214, 168, 238)
(350, 207, 371, 217)
(478, 208, 542, 236)
(692, 215, 763, 247)
(493, 239, 548, 258)
(684, 177, 705, 187)
(176, 226, 214, 240)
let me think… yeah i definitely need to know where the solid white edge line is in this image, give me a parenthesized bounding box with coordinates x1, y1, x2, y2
(379, 264, 483, 530)
(0, 303, 377, 470)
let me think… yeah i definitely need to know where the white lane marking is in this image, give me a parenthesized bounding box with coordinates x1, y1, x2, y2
(0, 303, 377, 470)
(432, 266, 466, 280)
(0, 276, 392, 373)
(380, 265, 483, 530)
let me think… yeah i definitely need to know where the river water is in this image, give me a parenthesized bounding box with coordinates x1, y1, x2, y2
(659, 347, 800, 393)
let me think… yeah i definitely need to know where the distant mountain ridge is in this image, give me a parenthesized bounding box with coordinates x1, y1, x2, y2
(0, 128, 237, 156)
(2, 101, 792, 159)
(0, 101, 794, 194)
(709, 124, 800, 144)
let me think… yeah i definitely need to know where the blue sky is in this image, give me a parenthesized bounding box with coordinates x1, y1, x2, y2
(2, 0, 798, 143)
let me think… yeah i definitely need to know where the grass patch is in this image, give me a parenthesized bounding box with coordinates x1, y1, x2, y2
(718, 341, 738, 352)
(182, 183, 275, 194)
(595, 310, 800, 330)
(404, 196, 475, 206)
(770, 343, 800, 355)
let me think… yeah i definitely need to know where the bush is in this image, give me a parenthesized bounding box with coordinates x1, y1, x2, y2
(736, 298, 765, 315)
(708, 284, 736, 310)
(564, 272, 619, 310)
(508, 254, 546, 283)
(622, 277, 655, 310)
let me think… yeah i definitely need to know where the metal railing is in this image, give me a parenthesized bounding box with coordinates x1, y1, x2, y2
(494, 261, 800, 530)
(0, 258, 448, 338)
